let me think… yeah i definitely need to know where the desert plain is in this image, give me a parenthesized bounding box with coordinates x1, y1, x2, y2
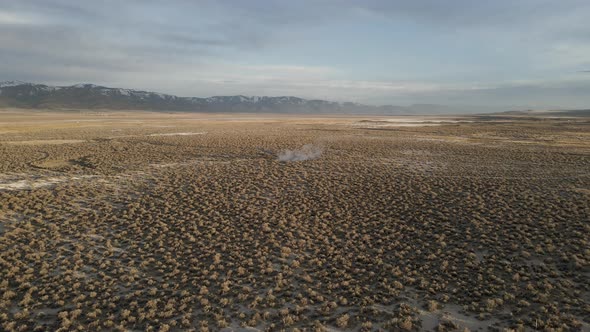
(0, 110, 588, 331)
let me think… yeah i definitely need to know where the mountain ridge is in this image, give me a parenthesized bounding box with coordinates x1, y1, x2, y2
(0, 81, 402, 114)
(0, 81, 500, 114)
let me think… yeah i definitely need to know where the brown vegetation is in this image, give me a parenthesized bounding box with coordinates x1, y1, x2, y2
(0, 112, 589, 331)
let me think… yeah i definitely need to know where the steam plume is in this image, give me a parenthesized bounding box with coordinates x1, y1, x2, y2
(278, 144, 323, 162)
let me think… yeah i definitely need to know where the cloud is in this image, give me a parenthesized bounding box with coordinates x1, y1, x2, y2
(0, 0, 589, 109)
(0, 9, 45, 25)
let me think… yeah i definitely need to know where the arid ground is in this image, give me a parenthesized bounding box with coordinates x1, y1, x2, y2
(0, 110, 588, 331)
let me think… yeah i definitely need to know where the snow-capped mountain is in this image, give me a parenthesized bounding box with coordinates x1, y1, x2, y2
(0, 80, 30, 88)
(0, 81, 425, 114)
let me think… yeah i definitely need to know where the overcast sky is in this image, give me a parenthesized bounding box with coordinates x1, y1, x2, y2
(1, 0, 589, 109)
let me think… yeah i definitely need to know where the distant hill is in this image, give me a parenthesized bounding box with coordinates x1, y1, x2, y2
(0, 81, 477, 115)
(4, 81, 585, 116)
(495, 109, 590, 117)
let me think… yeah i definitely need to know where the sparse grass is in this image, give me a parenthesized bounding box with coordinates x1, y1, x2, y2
(0, 112, 589, 331)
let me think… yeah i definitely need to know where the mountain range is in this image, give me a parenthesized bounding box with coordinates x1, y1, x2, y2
(0, 80, 487, 114)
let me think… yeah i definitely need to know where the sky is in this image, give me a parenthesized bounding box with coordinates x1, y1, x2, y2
(1, 0, 589, 110)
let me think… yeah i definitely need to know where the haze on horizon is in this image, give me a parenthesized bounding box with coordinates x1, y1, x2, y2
(1, 0, 589, 111)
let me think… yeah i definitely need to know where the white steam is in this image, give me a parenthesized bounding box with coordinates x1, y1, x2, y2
(278, 144, 323, 162)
